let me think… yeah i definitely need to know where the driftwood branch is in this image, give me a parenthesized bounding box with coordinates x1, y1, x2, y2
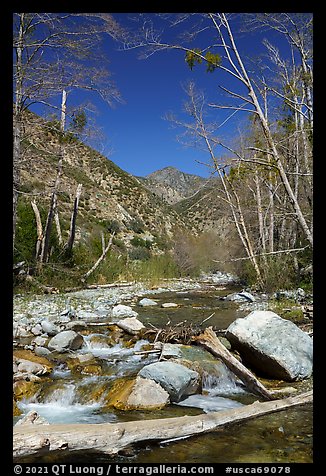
(81, 231, 115, 282)
(213, 246, 309, 263)
(194, 327, 274, 400)
(13, 390, 312, 459)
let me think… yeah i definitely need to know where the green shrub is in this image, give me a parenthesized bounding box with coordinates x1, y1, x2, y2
(102, 219, 121, 234)
(129, 247, 151, 261)
(130, 236, 152, 249)
(128, 218, 144, 234)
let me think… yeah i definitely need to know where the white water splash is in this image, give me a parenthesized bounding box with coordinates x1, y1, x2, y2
(17, 383, 115, 424)
(202, 362, 246, 395)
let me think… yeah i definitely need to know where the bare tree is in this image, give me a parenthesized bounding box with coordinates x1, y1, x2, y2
(132, 13, 313, 250)
(13, 12, 126, 253)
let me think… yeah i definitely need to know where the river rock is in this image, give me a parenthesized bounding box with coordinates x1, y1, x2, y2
(32, 336, 48, 347)
(64, 320, 87, 331)
(111, 304, 139, 319)
(126, 377, 170, 409)
(161, 302, 178, 308)
(226, 310, 313, 381)
(13, 324, 31, 338)
(161, 343, 182, 359)
(48, 330, 84, 352)
(106, 377, 170, 410)
(30, 323, 43, 336)
(34, 346, 51, 357)
(116, 317, 145, 335)
(177, 394, 244, 413)
(224, 291, 255, 302)
(41, 320, 60, 336)
(138, 298, 158, 307)
(76, 310, 99, 320)
(16, 358, 50, 376)
(138, 361, 200, 402)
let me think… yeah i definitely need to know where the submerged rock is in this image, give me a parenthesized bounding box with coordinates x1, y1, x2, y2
(138, 298, 158, 307)
(226, 310, 313, 381)
(161, 302, 178, 308)
(138, 361, 200, 402)
(48, 330, 84, 353)
(177, 394, 244, 413)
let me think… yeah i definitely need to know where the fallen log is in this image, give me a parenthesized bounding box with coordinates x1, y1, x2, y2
(194, 327, 274, 400)
(13, 390, 312, 459)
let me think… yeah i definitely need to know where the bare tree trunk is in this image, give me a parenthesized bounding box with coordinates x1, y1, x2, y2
(65, 183, 82, 255)
(54, 209, 63, 247)
(268, 170, 275, 253)
(254, 168, 266, 255)
(31, 200, 43, 260)
(39, 90, 67, 266)
(13, 390, 312, 459)
(216, 14, 313, 248)
(194, 327, 273, 400)
(13, 14, 25, 251)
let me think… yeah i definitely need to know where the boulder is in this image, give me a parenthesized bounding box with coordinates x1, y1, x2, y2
(116, 317, 145, 335)
(30, 323, 43, 336)
(34, 346, 51, 358)
(13, 324, 31, 338)
(106, 377, 169, 410)
(111, 304, 139, 319)
(76, 310, 99, 320)
(138, 361, 200, 402)
(226, 310, 313, 381)
(224, 291, 255, 302)
(41, 320, 60, 336)
(64, 320, 87, 331)
(47, 330, 84, 352)
(32, 336, 48, 347)
(138, 298, 158, 307)
(161, 343, 182, 359)
(16, 358, 51, 376)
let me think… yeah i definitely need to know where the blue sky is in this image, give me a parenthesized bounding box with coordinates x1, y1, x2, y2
(28, 13, 298, 178)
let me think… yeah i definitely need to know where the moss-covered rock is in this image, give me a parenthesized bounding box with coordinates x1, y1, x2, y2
(104, 376, 169, 410)
(13, 380, 41, 401)
(13, 349, 53, 374)
(13, 399, 22, 417)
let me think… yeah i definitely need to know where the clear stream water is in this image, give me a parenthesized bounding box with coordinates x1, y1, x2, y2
(13, 284, 313, 463)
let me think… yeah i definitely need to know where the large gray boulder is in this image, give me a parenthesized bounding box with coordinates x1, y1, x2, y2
(111, 304, 139, 319)
(125, 377, 170, 409)
(138, 361, 200, 402)
(116, 317, 145, 335)
(48, 330, 84, 352)
(226, 310, 313, 381)
(41, 320, 60, 336)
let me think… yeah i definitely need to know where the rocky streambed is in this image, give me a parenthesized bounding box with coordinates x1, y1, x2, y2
(13, 273, 313, 463)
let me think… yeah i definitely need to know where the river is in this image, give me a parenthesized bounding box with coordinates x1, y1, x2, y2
(13, 277, 313, 463)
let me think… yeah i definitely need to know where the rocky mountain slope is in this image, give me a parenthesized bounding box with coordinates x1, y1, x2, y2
(18, 113, 190, 250)
(139, 166, 212, 205)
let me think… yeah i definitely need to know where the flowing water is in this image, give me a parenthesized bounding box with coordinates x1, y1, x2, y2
(13, 283, 313, 463)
